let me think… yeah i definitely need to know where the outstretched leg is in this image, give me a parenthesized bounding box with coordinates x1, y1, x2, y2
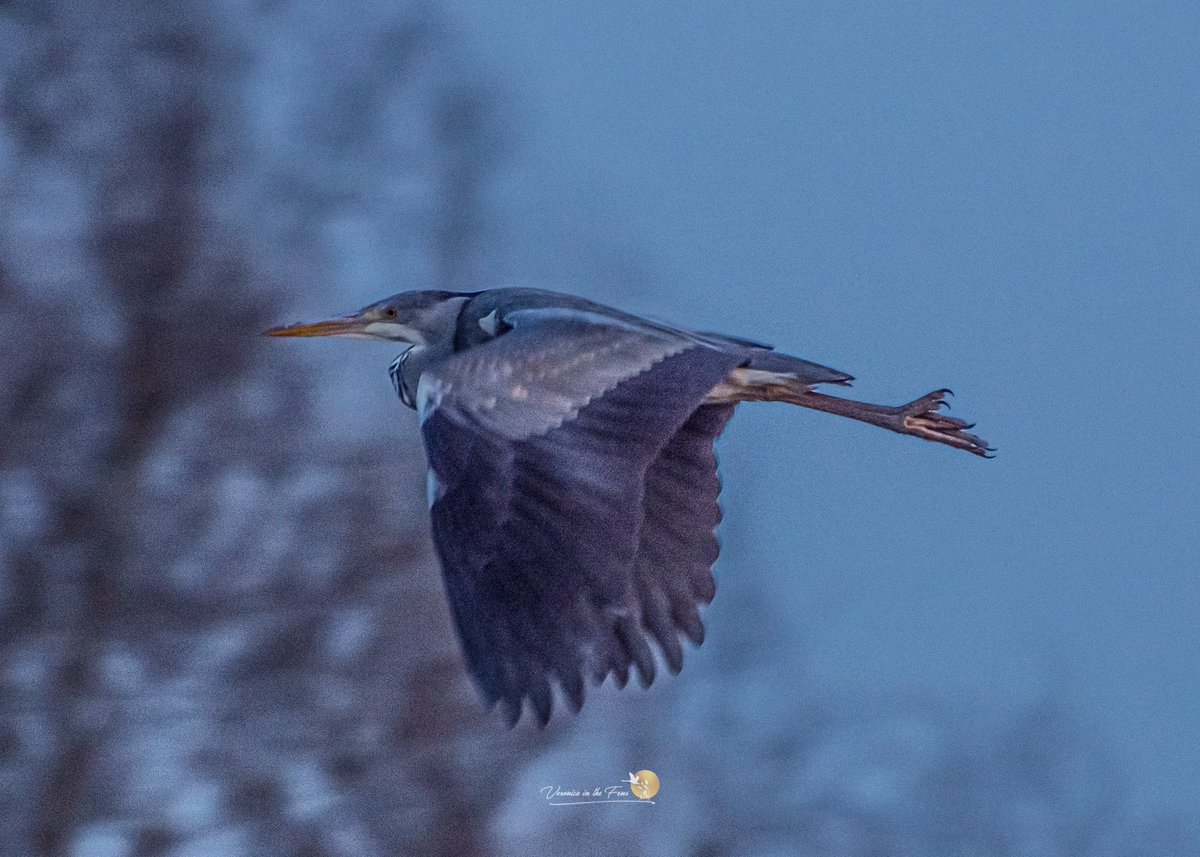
(716, 373, 993, 457)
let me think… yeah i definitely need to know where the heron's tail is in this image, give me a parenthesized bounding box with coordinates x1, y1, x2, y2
(740, 350, 854, 388)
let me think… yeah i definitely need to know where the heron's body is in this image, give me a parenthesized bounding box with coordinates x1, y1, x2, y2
(389, 288, 854, 419)
(267, 287, 991, 726)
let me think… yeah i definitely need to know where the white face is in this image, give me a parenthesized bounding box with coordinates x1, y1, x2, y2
(362, 321, 427, 344)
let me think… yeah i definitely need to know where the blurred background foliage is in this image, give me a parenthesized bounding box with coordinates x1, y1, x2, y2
(0, 1, 1196, 855)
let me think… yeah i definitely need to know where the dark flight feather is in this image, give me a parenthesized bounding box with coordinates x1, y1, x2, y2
(423, 343, 742, 725)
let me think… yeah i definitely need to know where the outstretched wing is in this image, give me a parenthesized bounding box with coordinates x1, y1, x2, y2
(633, 403, 735, 677)
(419, 313, 744, 725)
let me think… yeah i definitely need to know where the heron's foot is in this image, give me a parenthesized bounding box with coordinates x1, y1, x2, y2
(895, 389, 994, 458)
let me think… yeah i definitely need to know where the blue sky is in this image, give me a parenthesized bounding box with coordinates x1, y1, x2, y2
(445, 0, 1200, 811)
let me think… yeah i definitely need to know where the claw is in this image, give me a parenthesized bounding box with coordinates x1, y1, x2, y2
(786, 387, 989, 459)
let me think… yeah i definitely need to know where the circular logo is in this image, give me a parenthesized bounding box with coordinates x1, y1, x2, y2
(630, 770, 660, 800)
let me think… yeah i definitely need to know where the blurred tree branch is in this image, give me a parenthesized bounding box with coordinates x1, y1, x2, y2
(0, 2, 533, 855)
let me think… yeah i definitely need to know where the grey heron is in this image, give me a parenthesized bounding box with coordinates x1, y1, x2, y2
(267, 288, 991, 726)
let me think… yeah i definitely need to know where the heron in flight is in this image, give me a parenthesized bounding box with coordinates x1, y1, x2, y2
(267, 288, 990, 726)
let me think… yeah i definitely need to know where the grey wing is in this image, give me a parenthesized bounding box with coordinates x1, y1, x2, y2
(420, 316, 744, 725)
(634, 403, 736, 676)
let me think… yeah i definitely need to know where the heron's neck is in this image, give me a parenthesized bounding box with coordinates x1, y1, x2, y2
(390, 342, 454, 410)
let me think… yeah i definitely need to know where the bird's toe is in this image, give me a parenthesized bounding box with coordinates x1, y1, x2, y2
(900, 392, 994, 457)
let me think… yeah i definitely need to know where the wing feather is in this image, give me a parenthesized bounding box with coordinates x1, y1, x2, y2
(633, 403, 734, 667)
(421, 316, 742, 725)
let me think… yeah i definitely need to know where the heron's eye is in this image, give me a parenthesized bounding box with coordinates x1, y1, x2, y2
(383, 307, 397, 319)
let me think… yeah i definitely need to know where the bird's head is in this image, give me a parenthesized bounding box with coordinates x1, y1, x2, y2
(265, 290, 470, 346)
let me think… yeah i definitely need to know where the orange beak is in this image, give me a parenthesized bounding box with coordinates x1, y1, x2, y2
(263, 315, 369, 338)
